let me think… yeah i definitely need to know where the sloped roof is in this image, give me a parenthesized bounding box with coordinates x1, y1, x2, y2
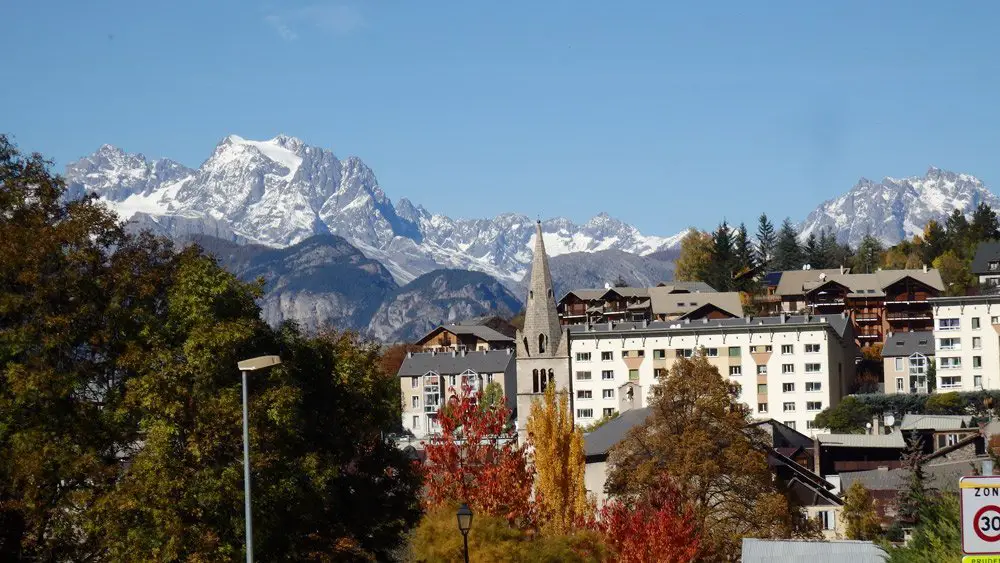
(655, 281, 717, 293)
(397, 349, 514, 377)
(742, 539, 888, 563)
(815, 433, 906, 449)
(583, 407, 652, 457)
(881, 331, 934, 358)
(840, 455, 988, 493)
(559, 289, 608, 302)
(875, 269, 945, 292)
(972, 241, 1000, 274)
(648, 288, 743, 318)
(415, 324, 514, 345)
(900, 414, 973, 431)
(775, 268, 944, 297)
(602, 287, 649, 299)
(568, 314, 852, 341)
(775, 269, 852, 296)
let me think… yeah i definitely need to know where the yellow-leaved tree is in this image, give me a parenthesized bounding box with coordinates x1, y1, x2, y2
(527, 385, 589, 534)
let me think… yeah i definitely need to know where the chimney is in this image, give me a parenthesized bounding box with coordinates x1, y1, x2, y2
(460, 349, 466, 357)
(506, 348, 512, 356)
(406, 351, 412, 358)
(839, 265, 845, 275)
(745, 316, 752, 324)
(923, 264, 928, 273)
(684, 318, 691, 324)
(781, 313, 787, 324)
(451, 350, 457, 357)
(985, 459, 995, 476)
(841, 310, 847, 319)
(804, 312, 810, 322)
(642, 319, 648, 328)
(702, 318, 709, 324)
(888, 331, 894, 338)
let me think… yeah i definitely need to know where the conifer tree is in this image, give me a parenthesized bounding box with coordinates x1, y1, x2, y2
(921, 220, 948, 265)
(773, 218, 804, 271)
(854, 233, 885, 274)
(971, 202, 1000, 243)
(734, 223, 755, 274)
(756, 214, 777, 271)
(706, 221, 736, 291)
(804, 233, 823, 269)
(896, 434, 930, 529)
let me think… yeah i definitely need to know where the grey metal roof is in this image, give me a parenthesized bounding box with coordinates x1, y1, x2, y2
(900, 414, 972, 431)
(881, 331, 934, 358)
(583, 407, 652, 457)
(567, 314, 852, 341)
(655, 281, 717, 293)
(418, 323, 514, 344)
(972, 241, 1000, 274)
(396, 349, 514, 377)
(648, 288, 743, 318)
(840, 457, 988, 492)
(559, 289, 608, 302)
(775, 268, 944, 296)
(741, 539, 888, 562)
(815, 433, 906, 449)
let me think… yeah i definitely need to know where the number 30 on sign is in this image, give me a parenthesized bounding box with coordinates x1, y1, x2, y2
(961, 476, 1000, 556)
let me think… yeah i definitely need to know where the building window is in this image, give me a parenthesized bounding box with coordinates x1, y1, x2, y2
(654, 368, 666, 379)
(991, 261, 1000, 271)
(705, 347, 719, 357)
(449, 375, 457, 387)
(974, 337, 983, 350)
(577, 409, 594, 419)
(806, 420, 818, 430)
(576, 371, 592, 380)
(729, 366, 742, 376)
(758, 403, 768, 413)
(941, 375, 962, 389)
(895, 357, 904, 371)
(751, 345, 773, 353)
(538, 333, 546, 353)
(896, 377, 904, 391)
(783, 402, 796, 412)
(807, 401, 822, 411)
(729, 346, 741, 357)
(940, 357, 962, 369)
(782, 383, 795, 393)
(938, 318, 960, 330)
(577, 390, 592, 400)
(629, 369, 639, 381)
(805, 343, 821, 353)
(805, 363, 821, 373)
(653, 349, 665, 359)
(411, 396, 419, 408)
(974, 356, 983, 369)
(781, 344, 793, 355)
(975, 375, 983, 389)
(576, 352, 592, 361)
(602, 370, 614, 380)
(411, 377, 419, 389)
(938, 337, 961, 351)
(757, 384, 767, 394)
(785, 421, 796, 429)
(973, 317, 981, 330)
(818, 510, 834, 530)
(805, 382, 822, 392)
(603, 408, 616, 417)
(603, 389, 614, 399)
(676, 349, 693, 358)
(413, 415, 420, 429)
(993, 316, 1000, 325)
(757, 365, 768, 375)
(601, 351, 613, 361)
(782, 363, 794, 374)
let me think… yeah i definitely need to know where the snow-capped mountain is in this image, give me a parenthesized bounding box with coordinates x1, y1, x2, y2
(64, 135, 682, 284)
(799, 167, 1000, 247)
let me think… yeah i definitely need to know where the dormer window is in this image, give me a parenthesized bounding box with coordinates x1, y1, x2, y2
(990, 261, 1000, 271)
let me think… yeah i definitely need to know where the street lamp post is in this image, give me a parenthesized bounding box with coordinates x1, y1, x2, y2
(237, 355, 282, 563)
(456, 503, 473, 563)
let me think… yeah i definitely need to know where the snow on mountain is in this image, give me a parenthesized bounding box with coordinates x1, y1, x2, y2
(799, 167, 1000, 248)
(64, 135, 683, 284)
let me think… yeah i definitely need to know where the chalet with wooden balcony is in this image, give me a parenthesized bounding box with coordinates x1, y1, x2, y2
(415, 323, 514, 352)
(774, 267, 943, 347)
(556, 282, 721, 326)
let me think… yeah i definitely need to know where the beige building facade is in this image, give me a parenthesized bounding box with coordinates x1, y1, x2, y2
(929, 295, 1000, 392)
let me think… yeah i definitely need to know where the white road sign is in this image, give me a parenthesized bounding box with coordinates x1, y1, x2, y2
(961, 476, 1000, 555)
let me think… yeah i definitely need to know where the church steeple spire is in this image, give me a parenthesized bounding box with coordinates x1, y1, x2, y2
(520, 221, 562, 356)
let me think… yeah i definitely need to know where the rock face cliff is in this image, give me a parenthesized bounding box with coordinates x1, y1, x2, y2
(366, 269, 522, 343)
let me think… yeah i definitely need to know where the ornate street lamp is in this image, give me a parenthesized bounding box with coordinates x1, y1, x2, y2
(456, 503, 473, 563)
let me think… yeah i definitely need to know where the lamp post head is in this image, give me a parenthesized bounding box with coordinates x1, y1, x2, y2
(456, 503, 473, 535)
(238, 355, 282, 372)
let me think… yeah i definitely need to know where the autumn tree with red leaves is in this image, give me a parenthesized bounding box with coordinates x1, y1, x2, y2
(422, 385, 535, 526)
(594, 477, 702, 563)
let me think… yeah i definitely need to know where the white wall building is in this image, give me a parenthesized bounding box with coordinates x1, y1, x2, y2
(566, 314, 859, 435)
(929, 295, 1000, 392)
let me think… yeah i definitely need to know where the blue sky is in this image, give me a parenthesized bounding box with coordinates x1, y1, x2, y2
(4, 1, 1000, 236)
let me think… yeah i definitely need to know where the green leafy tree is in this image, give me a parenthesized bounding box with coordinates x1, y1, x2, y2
(924, 391, 964, 415)
(481, 380, 505, 410)
(773, 218, 804, 271)
(932, 250, 974, 296)
(756, 213, 777, 271)
(842, 482, 882, 540)
(674, 229, 714, 283)
(812, 397, 872, 433)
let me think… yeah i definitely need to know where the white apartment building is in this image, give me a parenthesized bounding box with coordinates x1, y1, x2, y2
(566, 313, 859, 435)
(929, 295, 1000, 392)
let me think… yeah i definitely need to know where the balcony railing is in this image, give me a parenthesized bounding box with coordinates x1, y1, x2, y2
(940, 383, 963, 390)
(887, 312, 932, 321)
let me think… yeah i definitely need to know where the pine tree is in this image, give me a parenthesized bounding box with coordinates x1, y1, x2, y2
(707, 221, 736, 291)
(527, 386, 588, 534)
(804, 233, 823, 269)
(772, 218, 804, 271)
(970, 202, 1000, 243)
(946, 209, 970, 255)
(854, 233, 885, 274)
(756, 214, 777, 271)
(734, 223, 755, 274)
(818, 229, 841, 270)
(921, 220, 948, 265)
(896, 433, 930, 529)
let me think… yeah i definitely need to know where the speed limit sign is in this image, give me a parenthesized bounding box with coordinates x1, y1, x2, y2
(961, 476, 1000, 555)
